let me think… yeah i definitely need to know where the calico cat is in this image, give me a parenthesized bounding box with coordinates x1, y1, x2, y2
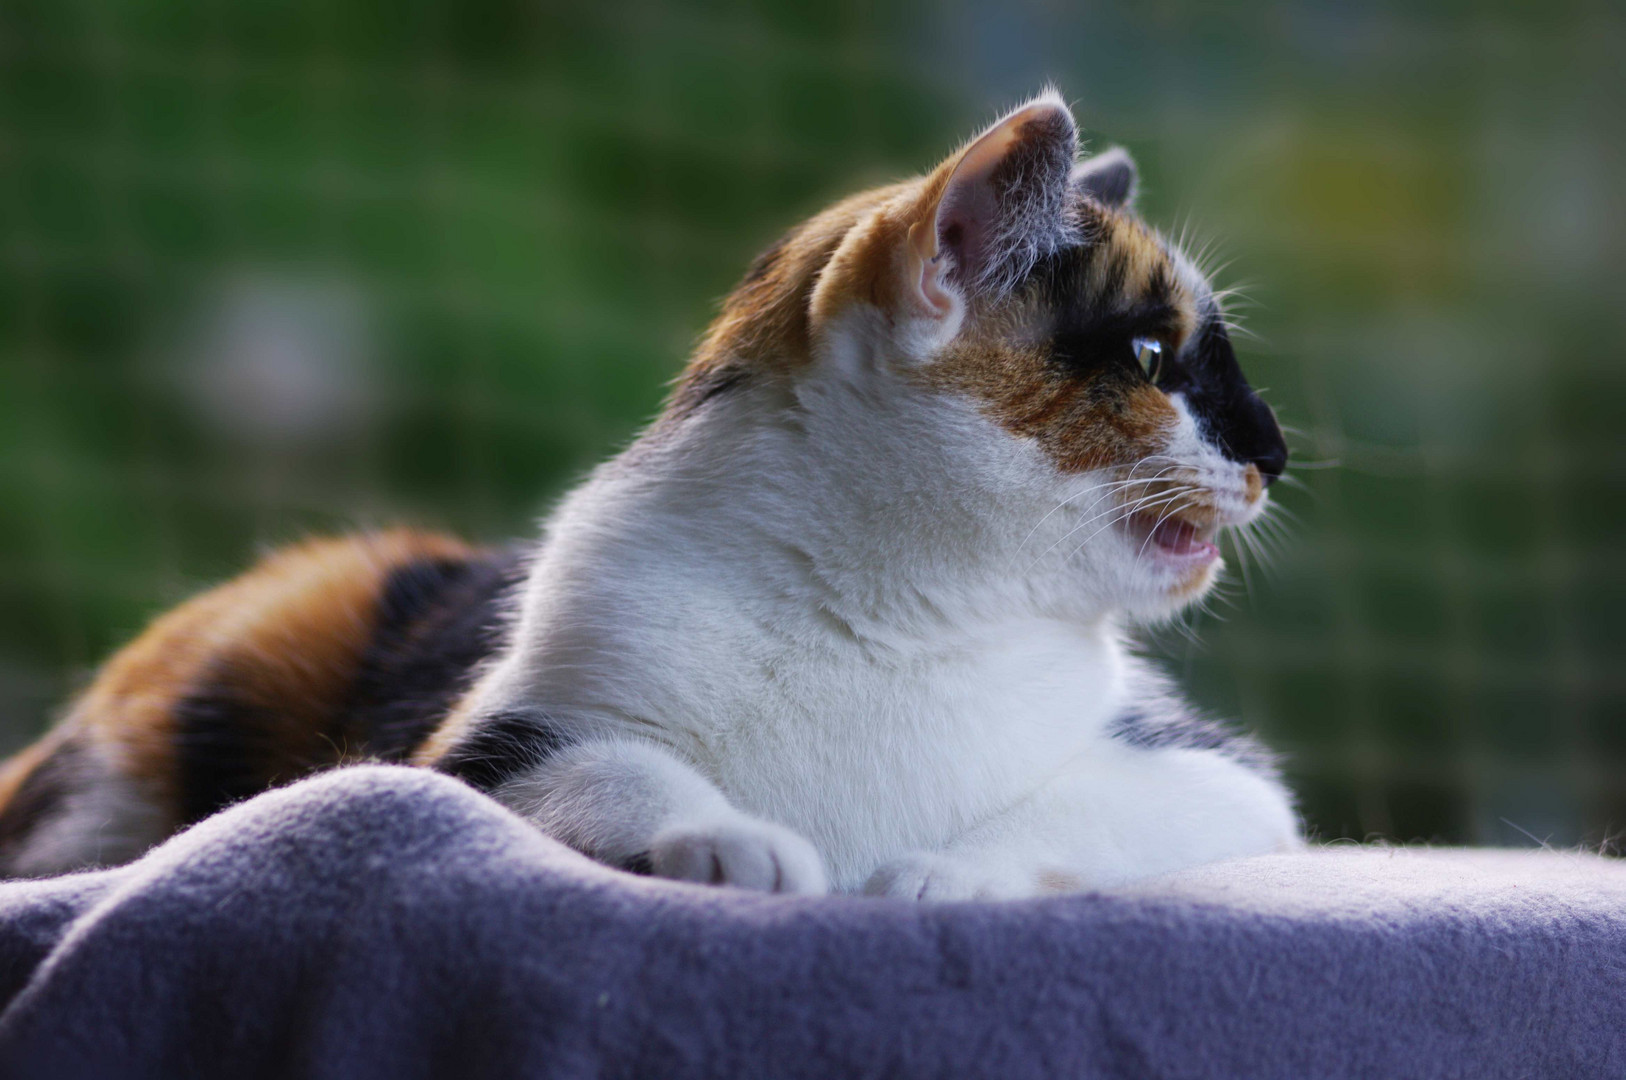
(0, 90, 1299, 897)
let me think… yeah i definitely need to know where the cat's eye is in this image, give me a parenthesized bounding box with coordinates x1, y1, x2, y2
(1132, 337, 1164, 381)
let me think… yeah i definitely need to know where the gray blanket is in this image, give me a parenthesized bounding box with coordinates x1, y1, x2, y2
(0, 766, 1620, 1079)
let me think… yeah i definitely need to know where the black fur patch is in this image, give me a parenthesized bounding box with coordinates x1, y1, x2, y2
(173, 664, 297, 825)
(665, 364, 751, 419)
(740, 230, 792, 285)
(433, 708, 563, 793)
(172, 548, 527, 825)
(1033, 244, 1181, 384)
(1108, 667, 1279, 777)
(1112, 706, 1235, 753)
(1026, 236, 1287, 483)
(344, 550, 526, 762)
(1149, 312, 1287, 484)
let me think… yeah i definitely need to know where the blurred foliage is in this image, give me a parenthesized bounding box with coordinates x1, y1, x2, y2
(1, 0, 1623, 848)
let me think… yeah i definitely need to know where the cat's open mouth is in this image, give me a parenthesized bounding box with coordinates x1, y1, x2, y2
(1123, 509, 1221, 567)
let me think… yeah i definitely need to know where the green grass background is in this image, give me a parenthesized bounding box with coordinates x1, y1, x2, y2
(3, 0, 1623, 847)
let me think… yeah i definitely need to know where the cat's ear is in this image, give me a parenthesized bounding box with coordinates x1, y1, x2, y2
(1071, 146, 1137, 208)
(906, 90, 1078, 316)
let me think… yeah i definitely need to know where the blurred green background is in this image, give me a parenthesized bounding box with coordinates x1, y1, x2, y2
(3, 0, 1623, 848)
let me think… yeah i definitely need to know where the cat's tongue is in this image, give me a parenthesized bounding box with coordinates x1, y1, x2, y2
(1149, 517, 1219, 561)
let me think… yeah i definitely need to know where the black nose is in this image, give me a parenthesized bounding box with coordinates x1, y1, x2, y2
(1169, 316, 1289, 486)
(1241, 394, 1288, 486)
(1253, 434, 1287, 486)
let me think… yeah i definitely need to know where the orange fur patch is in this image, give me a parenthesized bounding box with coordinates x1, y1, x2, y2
(49, 529, 477, 823)
(667, 184, 913, 413)
(922, 337, 1178, 473)
(1244, 463, 1264, 505)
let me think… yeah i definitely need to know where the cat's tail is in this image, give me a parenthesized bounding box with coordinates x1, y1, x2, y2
(0, 721, 171, 879)
(0, 530, 509, 878)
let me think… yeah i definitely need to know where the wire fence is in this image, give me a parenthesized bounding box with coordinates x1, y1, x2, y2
(3, 0, 1623, 848)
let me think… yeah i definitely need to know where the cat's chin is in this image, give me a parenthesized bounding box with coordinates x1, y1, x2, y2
(1104, 514, 1226, 622)
(1117, 562, 1222, 624)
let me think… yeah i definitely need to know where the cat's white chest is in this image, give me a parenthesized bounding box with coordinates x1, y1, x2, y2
(699, 621, 1126, 891)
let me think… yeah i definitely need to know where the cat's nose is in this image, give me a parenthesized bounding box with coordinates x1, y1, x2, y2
(1243, 396, 1288, 486)
(1253, 436, 1287, 487)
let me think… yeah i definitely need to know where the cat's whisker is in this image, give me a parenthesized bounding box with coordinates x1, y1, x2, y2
(1227, 524, 1257, 603)
(1243, 522, 1275, 571)
(1258, 501, 1303, 528)
(1047, 488, 1200, 571)
(1038, 488, 1197, 566)
(1031, 470, 1194, 543)
(1210, 280, 1259, 310)
(1249, 514, 1296, 563)
(1013, 464, 1189, 559)
(1241, 505, 1297, 568)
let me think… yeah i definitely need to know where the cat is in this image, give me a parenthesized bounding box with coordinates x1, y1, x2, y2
(0, 90, 1299, 897)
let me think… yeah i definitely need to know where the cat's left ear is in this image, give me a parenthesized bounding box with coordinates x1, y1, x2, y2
(905, 90, 1079, 318)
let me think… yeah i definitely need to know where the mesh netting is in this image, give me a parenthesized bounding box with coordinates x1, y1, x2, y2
(3, 0, 1623, 847)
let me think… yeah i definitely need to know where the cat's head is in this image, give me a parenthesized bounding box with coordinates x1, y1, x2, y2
(671, 90, 1286, 622)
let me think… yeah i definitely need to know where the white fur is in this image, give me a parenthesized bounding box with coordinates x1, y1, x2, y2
(465, 295, 1299, 898)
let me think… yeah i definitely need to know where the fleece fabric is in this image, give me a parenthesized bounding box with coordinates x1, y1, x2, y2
(0, 765, 1620, 1079)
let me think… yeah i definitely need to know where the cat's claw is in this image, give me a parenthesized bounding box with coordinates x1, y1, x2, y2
(649, 818, 828, 895)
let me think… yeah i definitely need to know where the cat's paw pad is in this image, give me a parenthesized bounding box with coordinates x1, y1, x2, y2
(863, 852, 1028, 902)
(649, 818, 828, 895)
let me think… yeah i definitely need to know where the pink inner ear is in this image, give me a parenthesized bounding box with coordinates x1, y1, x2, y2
(935, 174, 999, 283)
(932, 118, 1026, 284)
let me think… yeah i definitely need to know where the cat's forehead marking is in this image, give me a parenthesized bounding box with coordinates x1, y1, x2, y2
(1071, 203, 1202, 342)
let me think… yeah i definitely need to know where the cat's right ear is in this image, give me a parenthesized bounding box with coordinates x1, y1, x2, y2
(1070, 146, 1137, 208)
(905, 91, 1079, 319)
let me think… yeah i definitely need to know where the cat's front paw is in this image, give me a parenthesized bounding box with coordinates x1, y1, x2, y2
(649, 817, 828, 895)
(863, 852, 1032, 902)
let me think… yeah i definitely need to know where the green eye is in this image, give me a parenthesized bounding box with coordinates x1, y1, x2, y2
(1133, 337, 1164, 381)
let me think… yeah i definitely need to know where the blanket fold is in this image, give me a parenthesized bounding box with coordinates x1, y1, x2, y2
(0, 765, 1621, 1079)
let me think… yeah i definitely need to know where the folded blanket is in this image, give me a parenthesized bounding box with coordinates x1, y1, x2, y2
(0, 765, 1620, 1079)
